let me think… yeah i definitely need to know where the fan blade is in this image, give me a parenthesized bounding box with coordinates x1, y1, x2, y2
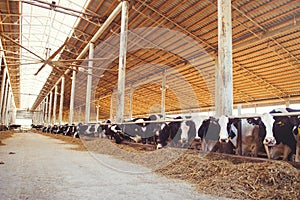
(34, 37, 69, 76)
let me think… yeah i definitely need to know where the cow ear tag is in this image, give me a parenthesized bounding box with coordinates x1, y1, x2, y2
(298, 127, 300, 136)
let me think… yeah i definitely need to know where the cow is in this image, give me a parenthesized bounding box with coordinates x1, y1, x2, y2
(156, 116, 197, 149)
(120, 114, 164, 144)
(197, 115, 236, 154)
(8, 124, 21, 130)
(99, 115, 164, 144)
(240, 109, 300, 161)
(50, 125, 60, 134)
(265, 108, 300, 161)
(235, 117, 266, 157)
(31, 124, 43, 131)
(293, 127, 300, 162)
(76, 123, 99, 138)
(0, 124, 8, 131)
(62, 124, 77, 137)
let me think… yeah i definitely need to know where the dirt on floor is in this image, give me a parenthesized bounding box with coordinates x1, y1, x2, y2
(37, 132, 300, 200)
(0, 130, 15, 146)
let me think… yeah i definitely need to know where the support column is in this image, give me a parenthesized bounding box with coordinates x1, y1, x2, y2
(0, 68, 7, 120)
(48, 92, 53, 125)
(161, 70, 166, 119)
(5, 91, 12, 125)
(59, 76, 65, 125)
(53, 85, 58, 124)
(129, 86, 134, 119)
(85, 43, 94, 123)
(215, 0, 233, 117)
(78, 106, 82, 122)
(96, 105, 99, 123)
(2, 81, 9, 124)
(41, 100, 45, 124)
(69, 69, 76, 124)
(116, 1, 129, 123)
(38, 104, 42, 125)
(45, 96, 49, 125)
(110, 93, 114, 120)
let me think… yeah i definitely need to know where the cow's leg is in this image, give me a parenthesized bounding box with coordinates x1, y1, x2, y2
(264, 144, 271, 159)
(201, 138, 207, 151)
(282, 144, 292, 161)
(295, 144, 300, 162)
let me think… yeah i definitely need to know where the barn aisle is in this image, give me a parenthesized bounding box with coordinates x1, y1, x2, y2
(0, 133, 232, 200)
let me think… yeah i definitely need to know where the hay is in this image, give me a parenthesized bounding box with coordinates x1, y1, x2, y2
(0, 130, 15, 145)
(38, 133, 300, 200)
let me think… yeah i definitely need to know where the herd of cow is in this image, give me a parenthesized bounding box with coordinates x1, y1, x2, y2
(30, 108, 300, 162)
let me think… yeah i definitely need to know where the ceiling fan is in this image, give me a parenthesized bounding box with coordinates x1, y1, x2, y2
(34, 37, 69, 76)
(0, 32, 70, 77)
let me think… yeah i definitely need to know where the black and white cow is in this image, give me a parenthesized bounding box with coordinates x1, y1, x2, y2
(99, 115, 164, 144)
(237, 109, 300, 161)
(76, 123, 100, 138)
(197, 115, 236, 154)
(8, 124, 21, 130)
(121, 116, 158, 144)
(157, 116, 197, 149)
(31, 124, 43, 131)
(0, 124, 8, 131)
(264, 108, 300, 161)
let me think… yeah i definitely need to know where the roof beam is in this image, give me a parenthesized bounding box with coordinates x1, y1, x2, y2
(234, 19, 300, 50)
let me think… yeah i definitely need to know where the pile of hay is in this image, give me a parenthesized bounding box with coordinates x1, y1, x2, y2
(38, 133, 300, 200)
(156, 152, 300, 200)
(0, 130, 15, 145)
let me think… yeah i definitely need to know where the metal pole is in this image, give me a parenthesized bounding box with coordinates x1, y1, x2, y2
(45, 96, 49, 125)
(0, 68, 7, 120)
(48, 92, 52, 125)
(96, 105, 99, 123)
(129, 86, 134, 119)
(59, 76, 65, 124)
(85, 43, 94, 123)
(215, 0, 233, 117)
(161, 70, 166, 119)
(2, 81, 9, 124)
(110, 93, 113, 120)
(41, 100, 45, 125)
(116, 1, 129, 123)
(69, 69, 76, 124)
(53, 85, 58, 124)
(5, 91, 12, 125)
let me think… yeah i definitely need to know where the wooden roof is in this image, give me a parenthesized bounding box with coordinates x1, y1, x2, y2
(1, 0, 299, 120)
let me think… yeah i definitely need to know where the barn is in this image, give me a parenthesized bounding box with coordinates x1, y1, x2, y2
(0, 0, 299, 199)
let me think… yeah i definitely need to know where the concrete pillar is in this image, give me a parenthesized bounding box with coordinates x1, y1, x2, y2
(45, 96, 49, 125)
(41, 100, 45, 124)
(116, 1, 129, 123)
(0, 68, 7, 120)
(59, 76, 65, 124)
(2, 80, 9, 124)
(53, 85, 58, 124)
(110, 93, 114, 121)
(69, 69, 76, 124)
(161, 70, 166, 119)
(96, 105, 99, 123)
(85, 43, 94, 123)
(129, 86, 134, 119)
(48, 92, 53, 125)
(215, 0, 233, 117)
(237, 104, 242, 116)
(5, 91, 12, 125)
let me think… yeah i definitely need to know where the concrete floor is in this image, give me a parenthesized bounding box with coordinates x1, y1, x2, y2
(0, 132, 233, 200)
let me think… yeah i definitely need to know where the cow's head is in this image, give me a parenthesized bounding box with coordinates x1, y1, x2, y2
(260, 113, 276, 146)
